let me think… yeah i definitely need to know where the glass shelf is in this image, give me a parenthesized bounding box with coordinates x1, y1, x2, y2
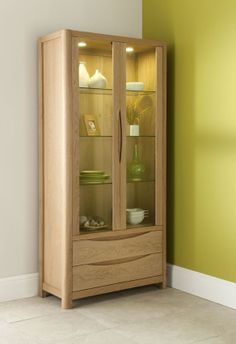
(127, 179, 155, 183)
(79, 87, 111, 95)
(127, 135, 155, 138)
(126, 90, 156, 96)
(80, 180, 112, 186)
(80, 135, 155, 138)
(79, 87, 156, 96)
(80, 179, 154, 185)
(80, 135, 112, 138)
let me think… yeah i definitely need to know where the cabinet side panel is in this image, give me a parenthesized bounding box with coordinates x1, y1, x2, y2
(42, 37, 64, 290)
(156, 46, 167, 287)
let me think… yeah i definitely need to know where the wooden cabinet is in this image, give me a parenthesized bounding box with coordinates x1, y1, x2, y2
(39, 29, 167, 308)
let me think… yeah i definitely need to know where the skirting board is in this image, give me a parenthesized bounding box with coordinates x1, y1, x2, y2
(167, 264, 236, 310)
(1, 268, 236, 309)
(0, 273, 39, 303)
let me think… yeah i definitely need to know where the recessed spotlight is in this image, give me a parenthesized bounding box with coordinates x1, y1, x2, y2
(78, 42, 87, 47)
(126, 47, 134, 53)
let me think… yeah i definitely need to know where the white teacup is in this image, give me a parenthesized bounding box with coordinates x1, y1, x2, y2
(126, 208, 148, 225)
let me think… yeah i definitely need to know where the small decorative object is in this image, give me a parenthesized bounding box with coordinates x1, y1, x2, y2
(126, 208, 149, 225)
(129, 124, 139, 136)
(80, 170, 109, 184)
(127, 144, 145, 181)
(83, 114, 100, 136)
(89, 69, 107, 89)
(126, 82, 144, 91)
(126, 98, 149, 136)
(79, 61, 90, 87)
(80, 215, 107, 231)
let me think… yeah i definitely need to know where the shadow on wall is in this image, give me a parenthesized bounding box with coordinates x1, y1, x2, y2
(166, 39, 197, 267)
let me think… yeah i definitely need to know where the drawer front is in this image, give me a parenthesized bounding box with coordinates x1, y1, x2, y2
(73, 253, 162, 291)
(73, 231, 162, 266)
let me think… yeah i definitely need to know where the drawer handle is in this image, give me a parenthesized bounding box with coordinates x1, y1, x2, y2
(89, 231, 152, 242)
(88, 254, 152, 266)
(119, 109, 123, 163)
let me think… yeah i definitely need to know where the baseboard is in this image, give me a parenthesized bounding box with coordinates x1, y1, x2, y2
(167, 264, 236, 310)
(0, 273, 39, 303)
(1, 267, 236, 309)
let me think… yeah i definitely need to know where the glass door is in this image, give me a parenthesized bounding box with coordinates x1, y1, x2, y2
(125, 44, 158, 229)
(73, 38, 162, 235)
(75, 39, 113, 234)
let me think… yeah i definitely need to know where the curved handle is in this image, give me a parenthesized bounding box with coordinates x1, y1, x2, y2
(119, 110, 123, 163)
(89, 254, 152, 266)
(89, 231, 151, 242)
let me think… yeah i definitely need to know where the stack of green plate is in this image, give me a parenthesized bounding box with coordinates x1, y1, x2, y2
(80, 170, 110, 184)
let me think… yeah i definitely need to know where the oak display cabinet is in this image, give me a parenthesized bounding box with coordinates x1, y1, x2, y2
(39, 29, 167, 308)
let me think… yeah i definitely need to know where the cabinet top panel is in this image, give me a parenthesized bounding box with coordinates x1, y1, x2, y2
(39, 29, 167, 48)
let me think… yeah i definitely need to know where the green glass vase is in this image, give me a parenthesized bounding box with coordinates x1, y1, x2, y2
(127, 144, 145, 181)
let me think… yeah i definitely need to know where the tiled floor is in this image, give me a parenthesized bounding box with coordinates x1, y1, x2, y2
(0, 287, 235, 343)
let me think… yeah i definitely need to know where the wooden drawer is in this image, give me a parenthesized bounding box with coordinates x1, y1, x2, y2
(73, 253, 162, 291)
(73, 231, 162, 266)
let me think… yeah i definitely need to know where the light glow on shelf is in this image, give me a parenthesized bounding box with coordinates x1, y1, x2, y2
(126, 47, 134, 53)
(78, 42, 87, 47)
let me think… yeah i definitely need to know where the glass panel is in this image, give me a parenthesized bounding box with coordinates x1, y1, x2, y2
(78, 39, 113, 233)
(126, 44, 156, 228)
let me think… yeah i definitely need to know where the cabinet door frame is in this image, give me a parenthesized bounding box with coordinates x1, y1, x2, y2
(72, 37, 126, 235)
(72, 35, 80, 236)
(112, 42, 126, 230)
(122, 43, 166, 230)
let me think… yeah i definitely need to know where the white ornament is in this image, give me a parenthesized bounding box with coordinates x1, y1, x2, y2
(89, 69, 107, 89)
(79, 61, 90, 87)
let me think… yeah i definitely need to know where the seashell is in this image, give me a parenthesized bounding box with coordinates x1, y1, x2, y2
(84, 220, 90, 227)
(80, 216, 87, 225)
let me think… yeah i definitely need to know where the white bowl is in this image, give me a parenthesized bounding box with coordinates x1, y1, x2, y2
(127, 208, 146, 217)
(126, 82, 144, 91)
(127, 212, 144, 218)
(127, 214, 144, 225)
(127, 210, 145, 225)
(126, 208, 144, 214)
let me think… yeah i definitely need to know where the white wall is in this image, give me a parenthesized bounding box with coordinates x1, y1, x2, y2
(0, 0, 142, 279)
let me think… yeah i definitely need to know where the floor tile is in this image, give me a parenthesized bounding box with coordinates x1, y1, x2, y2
(0, 288, 236, 344)
(114, 311, 223, 344)
(41, 329, 139, 344)
(193, 337, 225, 344)
(177, 299, 236, 336)
(0, 296, 60, 323)
(193, 331, 236, 344)
(74, 287, 209, 328)
(74, 290, 172, 327)
(0, 320, 41, 344)
(11, 311, 107, 342)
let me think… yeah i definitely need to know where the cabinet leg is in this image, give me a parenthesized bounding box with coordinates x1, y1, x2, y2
(155, 281, 167, 289)
(61, 296, 73, 309)
(160, 280, 167, 289)
(39, 289, 49, 298)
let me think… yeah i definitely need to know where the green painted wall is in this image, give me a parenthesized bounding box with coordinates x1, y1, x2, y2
(143, 0, 236, 282)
